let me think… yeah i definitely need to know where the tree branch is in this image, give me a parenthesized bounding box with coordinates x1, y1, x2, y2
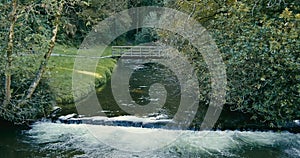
(18, 2, 64, 107)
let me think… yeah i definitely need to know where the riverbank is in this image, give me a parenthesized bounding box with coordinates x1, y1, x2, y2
(47, 45, 116, 106)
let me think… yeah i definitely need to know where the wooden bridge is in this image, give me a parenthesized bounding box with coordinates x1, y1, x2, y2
(111, 46, 164, 59)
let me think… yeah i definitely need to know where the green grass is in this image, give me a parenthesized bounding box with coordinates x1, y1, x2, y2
(47, 45, 116, 104)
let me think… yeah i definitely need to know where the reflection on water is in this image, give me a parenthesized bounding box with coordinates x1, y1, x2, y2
(98, 62, 182, 118)
(1, 122, 299, 158)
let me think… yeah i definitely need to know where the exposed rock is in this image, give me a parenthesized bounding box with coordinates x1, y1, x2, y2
(293, 120, 300, 126)
(58, 113, 78, 121)
(48, 106, 62, 119)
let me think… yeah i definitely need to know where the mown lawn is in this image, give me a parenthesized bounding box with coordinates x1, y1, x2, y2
(47, 45, 116, 104)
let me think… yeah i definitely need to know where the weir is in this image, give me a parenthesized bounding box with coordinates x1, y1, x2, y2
(57, 114, 176, 129)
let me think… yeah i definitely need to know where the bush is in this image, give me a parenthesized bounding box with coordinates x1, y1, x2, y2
(209, 1, 300, 127)
(162, 0, 299, 128)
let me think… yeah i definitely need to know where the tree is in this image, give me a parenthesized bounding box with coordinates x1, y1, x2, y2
(0, 0, 77, 124)
(3, 0, 18, 108)
(56, 0, 130, 45)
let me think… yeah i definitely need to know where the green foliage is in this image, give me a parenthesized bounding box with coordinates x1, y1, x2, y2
(208, 1, 299, 127)
(57, 0, 130, 46)
(167, 0, 219, 23)
(0, 0, 69, 123)
(162, 0, 300, 127)
(58, 0, 165, 46)
(135, 28, 159, 44)
(0, 54, 53, 123)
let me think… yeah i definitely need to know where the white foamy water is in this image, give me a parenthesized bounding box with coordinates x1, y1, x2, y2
(25, 122, 300, 158)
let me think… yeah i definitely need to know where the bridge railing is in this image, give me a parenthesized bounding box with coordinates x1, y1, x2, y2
(112, 46, 163, 58)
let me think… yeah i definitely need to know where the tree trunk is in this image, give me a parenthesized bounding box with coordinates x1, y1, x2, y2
(3, 0, 18, 107)
(18, 3, 63, 107)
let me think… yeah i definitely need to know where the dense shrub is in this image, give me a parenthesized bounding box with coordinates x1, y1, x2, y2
(209, 1, 300, 127)
(163, 0, 300, 127)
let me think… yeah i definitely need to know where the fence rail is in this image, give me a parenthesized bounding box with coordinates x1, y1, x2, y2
(112, 46, 163, 58)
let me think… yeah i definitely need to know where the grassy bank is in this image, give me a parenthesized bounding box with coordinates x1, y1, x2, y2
(47, 45, 116, 104)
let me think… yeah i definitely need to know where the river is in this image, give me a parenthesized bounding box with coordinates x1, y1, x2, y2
(0, 122, 299, 157)
(1, 61, 299, 157)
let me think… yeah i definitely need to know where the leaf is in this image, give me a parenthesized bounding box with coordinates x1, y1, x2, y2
(81, 1, 90, 6)
(279, 7, 293, 19)
(86, 21, 91, 26)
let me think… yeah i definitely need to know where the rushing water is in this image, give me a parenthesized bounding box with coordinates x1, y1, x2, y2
(0, 122, 299, 158)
